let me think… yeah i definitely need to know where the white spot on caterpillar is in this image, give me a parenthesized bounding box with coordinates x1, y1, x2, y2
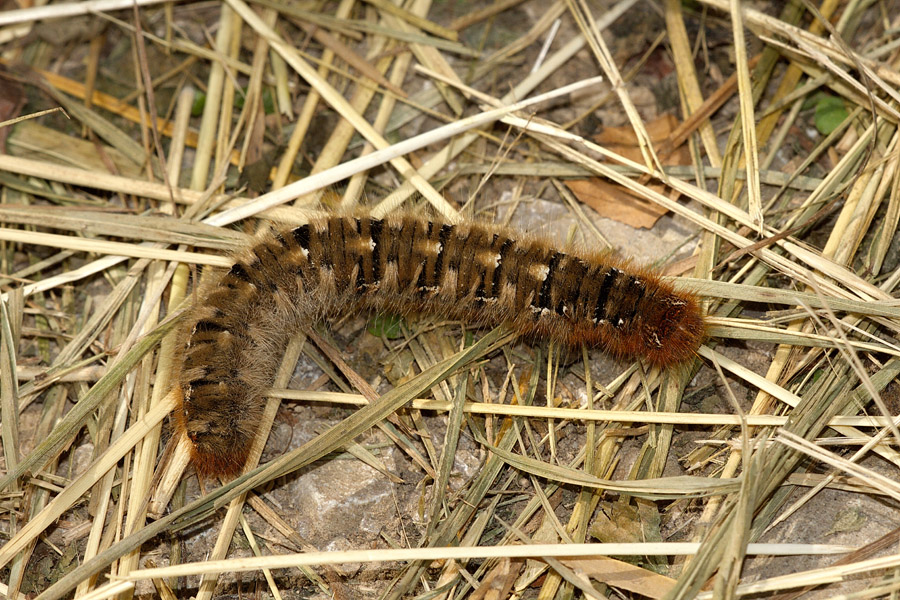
(531, 264, 550, 281)
(368, 238, 376, 251)
(477, 251, 501, 268)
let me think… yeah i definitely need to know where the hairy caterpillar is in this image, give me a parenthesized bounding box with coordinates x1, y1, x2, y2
(172, 213, 705, 477)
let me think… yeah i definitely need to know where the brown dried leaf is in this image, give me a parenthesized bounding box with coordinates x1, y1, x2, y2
(565, 178, 668, 229)
(560, 556, 676, 599)
(589, 501, 642, 544)
(566, 114, 691, 229)
(470, 557, 524, 600)
(8, 122, 143, 177)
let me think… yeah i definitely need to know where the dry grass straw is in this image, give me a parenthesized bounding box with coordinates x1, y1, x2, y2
(111, 540, 852, 580)
(3, 0, 900, 599)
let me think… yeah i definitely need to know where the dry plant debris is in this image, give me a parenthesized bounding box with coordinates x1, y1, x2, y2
(2, 0, 900, 599)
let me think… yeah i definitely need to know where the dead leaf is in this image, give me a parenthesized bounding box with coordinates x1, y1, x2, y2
(560, 556, 676, 599)
(470, 557, 524, 600)
(8, 122, 143, 177)
(565, 179, 666, 229)
(590, 501, 643, 544)
(566, 114, 691, 229)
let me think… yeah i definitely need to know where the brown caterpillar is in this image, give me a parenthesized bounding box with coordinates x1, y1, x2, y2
(172, 213, 705, 477)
